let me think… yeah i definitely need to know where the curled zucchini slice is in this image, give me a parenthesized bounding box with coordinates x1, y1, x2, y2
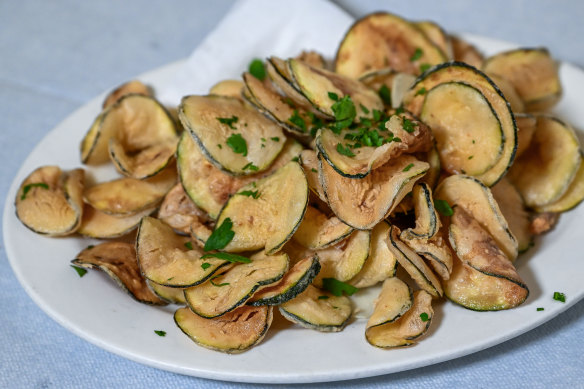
(109, 137, 177, 179)
(387, 226, 443, 298)
(350, 222, 397, 288)
(248, 255, 321, 306)
(508, 116, 581, 208)
(403, 62, 517, 186)
(216, 161, 308, 254)
(450, 35, 484, 68)
(514, 113, 537, 159)
(184, 251, 288, 318)
(536, 153, 584, 213)
(84, 165, 176, 216)
(435, 174, 518, 261)
(158, 183, 212, 236)
(175, 305, 273, 354)
(209, 79, 245, 100)
(78, 204, 154, 239)
(320, 153, 429, 229)
(401, 182, 440, 240)
(491, 178, 532, 254)
(446, 207, 529, 310)
(136, 217, 230, 287)
(366, 290, 433, 348)
(402, 234, 453, 280)
(72, 242, 165, 305)
(420, 81, 504, 176)
(15, 166, 84, 236)
(279, 285, 352, 332)
(299, 150, 326, 201)
(316, 113, 432, 178)
(366, 277, 413, 328)
(483, 48, 561, 111)
(487, 73, 525, 113)
(293, 205, 353, 249)
(289, 58, 383, 119)
(147, 281, 186, 304)
(179, 95, 285, 175)
(102, 80, 152, 109)
(334, 12, 447, 78)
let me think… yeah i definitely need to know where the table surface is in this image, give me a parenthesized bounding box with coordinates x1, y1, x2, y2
(1, 1, 583, 388)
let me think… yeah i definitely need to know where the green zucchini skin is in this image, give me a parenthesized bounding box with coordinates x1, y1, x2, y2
(278, 306, 350, 333)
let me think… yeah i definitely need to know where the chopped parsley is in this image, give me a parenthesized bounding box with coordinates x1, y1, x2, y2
(308, 112, 325, 137)
(271, 137, 280, 142)
(420, 312, 430, 322)
(378, 84, 392, 106)
(434, 199, 454, 216)
(217, 144, 222, 149)
(331, 95, 356, 132)
(242, 162, 259, 171)
(204, 218, 235, 251)
(217, 115, 238, 129)
(311, 168, 318, 173)
(261, 137, 267, 142)
(328, 92, 339, 101)
(184, 241, 194, 250)
(537, 307, 544, 311)
(201, 252, 251, 264)
(154, 330, 166, 337)
(249, 58, 266, 80)
(322, 278, 358, 297)
(288, 110, 307, 132)
(21, 182, 49, 200)
(468, 155, 474, 160)
(553, 292, 566, 303)
(415, 87, 427, 96)
(472, 139, 476, 144)
(167, 277, 174, 281)
(410, 48, 423, 62)
(71, 265, 87, 278)
(226, 133, 247, 156)
(318, 295, 329, 300)
(238, 190, 260, 199)
(87, 245, 95, 250)
(402, 118, 417, 133)
(336, 143, 355, 157)
(403, 163, 414, 172)
(291, 156, 299, 162)
(201, 262, 211, 270)
(419, 63, 431, 73)
(372, 109, 383, 122)
(359, 104, 370, 114)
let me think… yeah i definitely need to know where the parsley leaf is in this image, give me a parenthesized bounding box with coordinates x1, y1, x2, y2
(288, 110, 307, 132)
(311, 168, 318, 173)
(322, 278, 358, 296)
(415, 87, 427, 96)
(403, 163, 414, 172)
(537, 307, 544, 311)
(410, 48, 423, 62)
(238, 190, 260, 199)
(395, 106, 405, 115)
(328, 92, 339, 101)
(434, 199, 454, 216)
(201, 262, 211, 270)
(204, 218, 235, 251)
(249, 58, 266, 80)
(336, 143, 355, 157)
(201, 252, 251, 264)
(71, 265, 87, 278)
(271, 137, 280, 142)
(226, 133, 247, 156)
(217, 115, 238, 129)
(419, 63, 431, 73)
(331, 95, 356, 131)
(291, 156, 299, 162)
(318, 295, 329, 300)
(553, 292, 566, 303)
(154, 330, 166, 337)
(402, 118, 417, 133)
(184, 241, 193, 250)
(378, 84, 392, 106)
(21, 182, 49, 200)
(242, 162, 259, 171)
(420, 312, 430, 322)
(359, 104, 370, 114)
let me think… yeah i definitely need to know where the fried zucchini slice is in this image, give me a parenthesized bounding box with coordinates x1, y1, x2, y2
(78, 204, 153, 239)
(136, 217, 230, 288)
(366, 290, 433, 348)
(279, 285, 352, 332)
(508, 116, 581, 208)
(147, 280, 186, 304)
(514, 113, 537, 159)
(420, 81, 504, 176)
(102, 80, 152, 109)
(248, 255, 321, 306)
(403, 62, 517, 186)
(175, 305, 272, 354)
(421, 144, 441, 189)
(84, 165, 176, 216)
(334, 12, 447, 78)
(320, 153, 429, 229)
(487, 73, 525, 113)
(158, 183, 212, 235)
(316, 113, 432, 178)
(415, 21, 453, 59)
(184, 251, 288, 318)
(177, 132, 302, 219)
(536, 153, 584, 213)
(295, 50, 327, 69)
(483, 48, 561, 111)
(387, 226, 443, 297)
(402, 234, 453, 280)
(293, 205, 353, 249)
(401, 182, 440, 240)
(435, 174, 518, 261)
(491, 178, 532, 254)
(288, 58, 383, 119)
(15, 166, 84, 236)
(350, 222, 397, 288)
(450, 35, 484, 68)
(216, 161, 308, 254)
(72, 242, 165, 305)
(179, 95, 285, 175)
(209, 79, 245, 100)
(366, 277, 413, 328)
(446, 207, 529, 310)
(299, 150, 326, 201)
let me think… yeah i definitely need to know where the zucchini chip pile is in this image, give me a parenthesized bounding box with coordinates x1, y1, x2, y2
(16, 10, 584, 354)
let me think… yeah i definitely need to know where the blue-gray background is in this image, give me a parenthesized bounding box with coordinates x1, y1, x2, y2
(1, 1, 583, 388)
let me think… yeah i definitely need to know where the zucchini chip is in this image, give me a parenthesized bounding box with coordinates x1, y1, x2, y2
(209, 79, 245, 100)
(487, 73, 525, 113)
(299, 150, 327, 201)
(72, 242, 165, 305)
(508, 116, 581, 208)
(536, 153, 584, 213)
(482, 48, 561, 111)
(401, 182, 440, 240)
(179, 95, 285, 175)
(420, 81, 504, 176)
(350, 222, 397, 288)
(366, 290, 433, 348)
(450, 35, 484, 68)
(390, 73, 417, 109)
(293, 205, 353, 249)
(78, 204, 154, 239)
(158, 183, 212, 235)
(248, 255, 321, 306)
(420, 144, 441, 189)
(415, 21, 453, 60)
(147, 280, 186, 304)
(366, 277, 413, 328)
(387, 226, 443, 298)
(295, 50, 327, 69)
(316, 113, 432, 178)
(514, 113, 537, 159)
(136, 217, 230, 288)
(319, 153, 429, 229)
(15, 166, 84, 236)
(102, 80, 152, 109)
(184, 251, 289, 318)
(435, 174, 518, 261)
(334, 12, 447, 78)
(491, 178, 532, 254)
(359, 68, 397, 94)
(84, 165, 176, 216)
(175, 305, 273, 354)
(177, 132, 303, 219)
(446, 207, 529, 311)
(216, 161, 309, 254)
(403, 62, 517, 186)
(279, 285, 352, 332)
(401, 234, 453, 280)
(288, 58, 383, 119)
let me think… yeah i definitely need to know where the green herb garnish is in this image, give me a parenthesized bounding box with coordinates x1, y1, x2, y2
(238, 190, 260, 199)
(291, 156, 299, 162)
(336, 143, 355, 157)
(288, 110, 307, 132)
(271, 137, 280, 142)
(328, 92, 339, 101)
(415, 87, 427, 96)
(154, 330, 166, 337)
(217, 144, 222, 149)
(204, 218, 235, 251)
(553, 292, 566, 303)
(434, 199, 454, 216)
(410, 48, 423, 62)
(87, 245, 95, 250)
(249, 58, 266, 80)
(242, 162, 259, 171)
(201, 262, 211, 270)
(311, 168, 318, 173)
(21, 182, 49, 200)
(419, 63, 431, 73)
(359, 104, 370, 114)
(217, 115, 238, 129)
(537, 307, 544, 311)
(420, 312, 430, 322)
(201, 252, 251, 263)
(331, 95, 356, 132)
(318, 295, 329, 300)
(402, 118, 417, 133)
(71, 265, 87, 278)
(184, 241, 193, 250)
(322, 278, 358, 297)
(468, 155, 474, 160)
(403, 163, 414, 172)
(226, 133, 247, 156)
(378, 84, 392, 106)
(395, 106, 405, 115)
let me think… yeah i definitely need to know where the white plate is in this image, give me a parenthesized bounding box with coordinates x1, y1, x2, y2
(4, 34, 584, 384)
